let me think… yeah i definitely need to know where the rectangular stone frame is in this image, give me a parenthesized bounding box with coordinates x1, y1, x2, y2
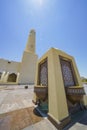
(59, 56, 78, 87)
(37, 58, 48, 87)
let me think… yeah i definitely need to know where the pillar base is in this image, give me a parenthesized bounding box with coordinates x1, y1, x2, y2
(48, 114, 71, 130)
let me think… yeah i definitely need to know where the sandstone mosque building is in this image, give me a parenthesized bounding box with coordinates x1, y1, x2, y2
(0, 30, 38, 84)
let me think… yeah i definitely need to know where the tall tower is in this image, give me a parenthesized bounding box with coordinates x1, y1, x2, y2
(25, 29, 36, 53)
(18, 29, 38, 84)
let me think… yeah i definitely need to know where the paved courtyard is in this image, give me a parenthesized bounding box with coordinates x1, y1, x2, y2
(0, 85, 34, 114)
(0, 85, 87, 130)
(0, 85, 57, 130)
(0, 85, 45, 130)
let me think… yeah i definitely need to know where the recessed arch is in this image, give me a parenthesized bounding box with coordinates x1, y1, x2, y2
(0, 72, 2, 79)
(7, 73, 17, 82)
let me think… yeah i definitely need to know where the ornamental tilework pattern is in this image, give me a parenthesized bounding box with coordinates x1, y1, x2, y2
(39, 60, 48, 86)
(60, 58, 75, 87)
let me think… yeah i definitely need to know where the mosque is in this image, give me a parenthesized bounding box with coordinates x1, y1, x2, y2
(0, 29, 38, 84)
(1, 29, 87, 129)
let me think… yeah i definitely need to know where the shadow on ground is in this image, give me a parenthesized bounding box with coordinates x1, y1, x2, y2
(64, 109, 87, 130)
(0, 107, 43, 130)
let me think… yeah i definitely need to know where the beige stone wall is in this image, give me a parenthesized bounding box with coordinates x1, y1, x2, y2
(0, 58, 20, 83)
(18, 51, 38, 84)
(83, 95, 87, 106)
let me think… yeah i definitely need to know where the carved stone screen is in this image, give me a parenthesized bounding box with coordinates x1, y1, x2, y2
(60, 57, 76, 87)
(39, 59, 48, 86)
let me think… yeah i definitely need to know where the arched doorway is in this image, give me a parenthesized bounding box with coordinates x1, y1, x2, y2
(7, 73, 17, 82)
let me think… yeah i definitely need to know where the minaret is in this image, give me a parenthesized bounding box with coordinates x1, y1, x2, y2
(25, 29, 36, 53)
(18, 29, 38, 84)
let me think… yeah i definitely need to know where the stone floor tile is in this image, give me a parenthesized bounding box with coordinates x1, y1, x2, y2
(0, 86, 34, 114)
(69, 123, 87, 130)
(23, 125, 36, 130)
(33, 119, 57, 130)
(0, 115, 11, 130)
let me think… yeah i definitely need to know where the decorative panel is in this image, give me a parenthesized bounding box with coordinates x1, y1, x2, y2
(60, 58, 76, 87)
(39, 59, 48, 86)
(66, 87, 85, 95)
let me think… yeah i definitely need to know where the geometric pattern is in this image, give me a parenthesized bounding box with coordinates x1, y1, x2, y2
(60, 58, 76, 87)
(39, 59, 48, 86)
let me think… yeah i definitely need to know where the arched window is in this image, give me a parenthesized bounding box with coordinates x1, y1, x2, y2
(7, 73, 17, 82)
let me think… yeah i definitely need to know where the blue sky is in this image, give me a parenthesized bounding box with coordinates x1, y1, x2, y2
(0, 0, 87, 77)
